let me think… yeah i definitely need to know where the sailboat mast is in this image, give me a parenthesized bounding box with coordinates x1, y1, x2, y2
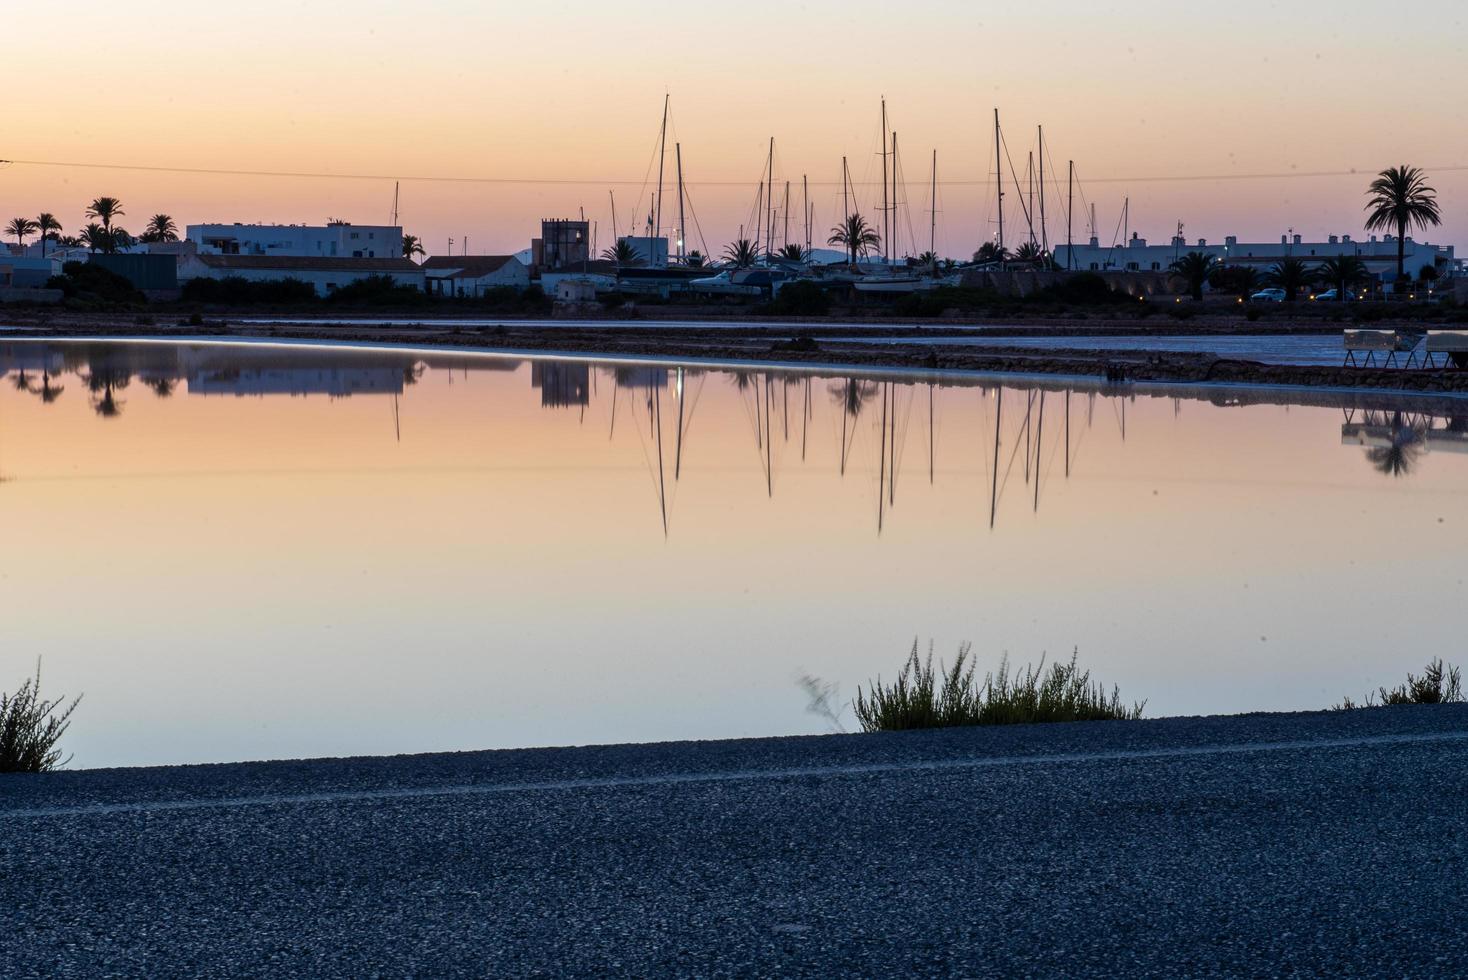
(1027, 151, 1034, 247)
(654, 94, 668, 243)
(1066, 159, 1074, 270)
(881, 98, 889, 265)
(803, 173, 810, 254)
(891, 131, 900, 261)
(765, 137, 774, 258)
(391, 180, 399, 226)
(929, 149, 937, 261)
(676, 142, 686, 262)
(609, 190, 618, 244)
(994, 108, 1004, 257)
(1038, 125, 1047, 254)
(783, 180, 790, 250)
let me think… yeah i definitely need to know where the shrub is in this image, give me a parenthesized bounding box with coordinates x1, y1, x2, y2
(767, 280, 831, 316)
(1245, 308, 1262, 322)
(1, 661, 81, 773)
(1335, 659, 1463, 710)
(181, 275, 316, 305)
(326, 274, 429, 306)
(852, 640, 1143, 732)
(45, 261, 145, 305)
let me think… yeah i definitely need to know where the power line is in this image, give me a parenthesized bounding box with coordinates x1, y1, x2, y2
(4, 157, 1467, 188)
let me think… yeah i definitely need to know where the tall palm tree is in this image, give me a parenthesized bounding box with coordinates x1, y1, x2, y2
(722, 238, 759, 269)
(777, 243, 808, 262)
(36, 213, 61, 257)
(86, 196, 125, 236)
(1316, 255, 1370, 298)
(601, 239, 641, 268)
(1364, 166, 1441, 283)
(6, 217, 39, 248)
(1263, 257, 1313, 302)
(827, 213, 880, 265)
(1168, 250, 1219, 301)
(401, 234, 425, 261)
(142, 214, 178, 243)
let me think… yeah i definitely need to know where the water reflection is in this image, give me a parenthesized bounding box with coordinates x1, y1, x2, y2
(5, 340, 1468, 526)
(4, 339, 1468, 767)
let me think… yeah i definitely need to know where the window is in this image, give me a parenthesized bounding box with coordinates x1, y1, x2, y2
(350, 232, 359, 240)
(1089, 262, 1099, 271)
(1150, 262, 1161, 271)
(368, 232, 375, 239)
(352, 250, 363, 258)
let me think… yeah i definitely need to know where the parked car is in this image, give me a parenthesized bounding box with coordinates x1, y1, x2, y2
(1250, 288, 1286, 303)
(1312, 289, 1354, 302)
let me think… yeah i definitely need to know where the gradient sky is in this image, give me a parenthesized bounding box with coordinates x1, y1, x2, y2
(3, 1, 1466, 259)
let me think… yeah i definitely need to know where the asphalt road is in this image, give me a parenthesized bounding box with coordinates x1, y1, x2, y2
(5, 706, 1468, 977)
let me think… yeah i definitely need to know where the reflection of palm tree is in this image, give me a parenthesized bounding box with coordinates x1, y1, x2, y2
(82, 368, 132, 418)
(142, 376, 176, 397)
(35, 372, 65, 403)
(403, 362, 425, 385)
(1366, 412, 1426, 477)
(10, 369, 35, 392)
(829, 378, 879, 417)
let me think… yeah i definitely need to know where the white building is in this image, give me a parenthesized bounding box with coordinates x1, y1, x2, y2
(421, 255, 530, 297)
(1055, 232, 1455, 281)
(177, 254, 424, 297)
(186, 221, 403, 259)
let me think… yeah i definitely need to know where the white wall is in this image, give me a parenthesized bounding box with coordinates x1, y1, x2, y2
(187, 223, 403, 259)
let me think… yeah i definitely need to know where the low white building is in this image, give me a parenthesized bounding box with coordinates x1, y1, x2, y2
(421, 255, 530, 297)
(186, 222, 403, 259)
(177, 254, 424, 297)
(1055, 232, 1455, 281)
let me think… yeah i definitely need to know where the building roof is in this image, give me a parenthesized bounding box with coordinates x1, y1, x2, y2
(195, 255, 420, 272)
(421, 255, 522, 278)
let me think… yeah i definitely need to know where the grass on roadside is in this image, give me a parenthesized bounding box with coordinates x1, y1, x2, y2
(1, 660, 82, 773)
(852, 640, 1144, 733)
(1334, 658, 1464, 710)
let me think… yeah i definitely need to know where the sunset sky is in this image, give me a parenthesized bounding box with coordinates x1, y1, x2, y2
(4, 1, 1465, 259)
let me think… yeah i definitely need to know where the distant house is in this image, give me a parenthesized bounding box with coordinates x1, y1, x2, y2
(421, 255, 530, 297)
(185, 221, 403, 259)
(177, 254, 424, 297)
(0, 256, 62, 288)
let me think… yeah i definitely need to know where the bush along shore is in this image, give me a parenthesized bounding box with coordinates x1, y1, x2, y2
(0, 660, 81, 773)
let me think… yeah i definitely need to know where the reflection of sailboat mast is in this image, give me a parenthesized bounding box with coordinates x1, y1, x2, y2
(764, 374, 773, 497)
(608, 384, 618, 439)
(1033, 391, 1045, 512)
(392, 392, 401, 443)
(653, 382, 668, 534)
(801, 377, 810, 461)
(674, 368, 685, 480)
(1023, 391, 1034, 483)
(878, 382, 889, 532)
(989, 389, 1003, 529)
(928, 383, 935, 484)
(887, 383, 896, 507)
(1065, 389, 1071, 478)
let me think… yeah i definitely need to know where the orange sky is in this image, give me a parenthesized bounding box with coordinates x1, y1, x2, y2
(2, 1, 1465, 259)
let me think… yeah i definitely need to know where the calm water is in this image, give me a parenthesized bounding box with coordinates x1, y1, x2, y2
(3, 339, 1466, 769)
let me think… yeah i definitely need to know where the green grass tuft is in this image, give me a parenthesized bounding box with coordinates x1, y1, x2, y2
(1334, 658, 1463, 710)
(852, 640, 1144, 733)
(1, 660, 82, 773)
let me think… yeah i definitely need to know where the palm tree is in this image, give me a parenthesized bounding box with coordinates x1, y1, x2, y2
(1168, 251, 1219, 301)
(1263, 257, 1313, 302)
(1364, 166, 1442, 284)
(36, 213, 61, 257)
(973, 241, 1010, 265)
(1316, 255, 1370, 299)
(6, 217, 39, 248)
(79, 223, 110, 254)
(1209, 264, 1259, 299)
(1013, 241, 1045, 265)
(401, 234, 425, 261)
(601, 239, 641, 268)
(827, 213, 880, 265)
(86, 196, 125, 236)
(915, 250, 939, 273)
(141, 214, 178, 243)
(33, 372, 64, 404)
(722, 238, 759, 269)
(684, 250, 706, 269)
(777, 243, 808, 262)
